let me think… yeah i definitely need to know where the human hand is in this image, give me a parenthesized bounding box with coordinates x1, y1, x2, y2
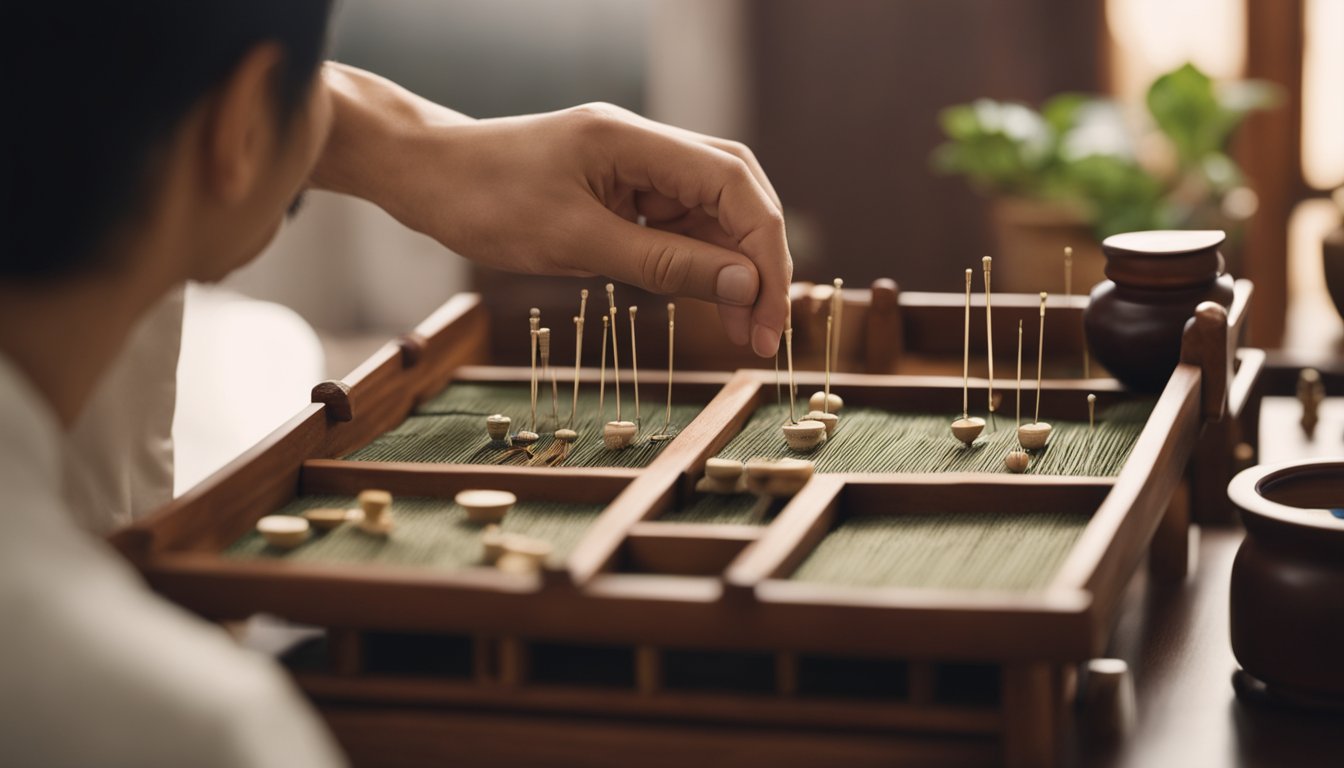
(312, 66, 790, 356)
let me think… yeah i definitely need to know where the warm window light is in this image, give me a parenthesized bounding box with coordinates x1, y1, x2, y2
(1303, 0, 1344, 190)
(1106, 0, 1246, 109)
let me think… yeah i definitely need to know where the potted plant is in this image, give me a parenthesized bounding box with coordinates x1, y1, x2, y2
(932, 63, 1280, 293)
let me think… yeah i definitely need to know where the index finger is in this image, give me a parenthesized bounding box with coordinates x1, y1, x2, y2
(598, 122, 791, 356)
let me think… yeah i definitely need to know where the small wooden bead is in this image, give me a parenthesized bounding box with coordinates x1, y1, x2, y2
(1017, 422, 1053, 450)
(481, 524, 507, 565)
(1004, 450, 1030, 473)
(302, 507, 355, 531)
(808, 391, 844, 413)
(486, 414, 511, 441)
(603, 420, 637, 450)
(704, 457, 745, 481)
(500, 534, 553, 571)
(805, 410, 839, 436)
(358, 490, 392, 521)
(694, 475, 747, 494)
(456, 489, 517, 524)
(951, 416, 985, 445)
(782, 419, 827, 452)
(744, 457, 814, 496)
(496, 552, 541, 575)
(257, 515, 310, 550)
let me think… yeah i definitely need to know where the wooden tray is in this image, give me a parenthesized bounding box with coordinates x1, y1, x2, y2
(111, 281, 1262, 768)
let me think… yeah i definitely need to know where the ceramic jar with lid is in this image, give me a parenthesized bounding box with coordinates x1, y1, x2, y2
(1083, 230, 1235, 392)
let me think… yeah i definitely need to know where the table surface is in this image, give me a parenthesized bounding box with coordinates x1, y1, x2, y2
(1069, 396, 1344, 768)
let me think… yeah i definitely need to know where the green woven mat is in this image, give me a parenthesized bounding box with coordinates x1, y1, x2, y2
(658, 493, 773, 525)
(346, 383, 702, 468)
(226, 494, 603, 569)
(791, 509, 1090, 591)
(714, 400, 1153, 476)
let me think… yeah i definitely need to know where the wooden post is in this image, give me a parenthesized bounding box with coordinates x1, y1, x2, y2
(636, 646, 662, 696)
(1002, 662, 1060, 768)
(865, 278, 903, 373)
(1150, 478, 1193, 583)
(328, 629, 363, 676)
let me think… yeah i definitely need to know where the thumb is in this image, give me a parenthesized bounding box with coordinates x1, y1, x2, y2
(583, 214, 762, 311)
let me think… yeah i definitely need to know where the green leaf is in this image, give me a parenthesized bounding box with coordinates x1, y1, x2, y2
(1147, 62, 1222, 165)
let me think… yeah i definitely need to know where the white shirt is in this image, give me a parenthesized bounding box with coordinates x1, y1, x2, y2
(0, 353, 344, 767)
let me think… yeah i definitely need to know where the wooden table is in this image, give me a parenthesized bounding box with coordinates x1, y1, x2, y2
(1068, 395, 1344, 768)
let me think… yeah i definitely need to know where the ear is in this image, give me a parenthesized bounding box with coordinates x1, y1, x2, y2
(202, 42, 285, 204)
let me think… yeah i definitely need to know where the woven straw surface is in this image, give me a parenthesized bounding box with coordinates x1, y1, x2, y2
(792, 509, 1090, 590)
(345, 383, 702, 467)
(227, 494, 603, 569)
(714, 400, 1152, 476)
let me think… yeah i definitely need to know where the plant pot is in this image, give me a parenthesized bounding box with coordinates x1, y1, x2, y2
(988, 197, 1104, 294)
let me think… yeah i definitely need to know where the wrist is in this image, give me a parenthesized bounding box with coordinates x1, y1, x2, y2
(309, 63, 476, 207)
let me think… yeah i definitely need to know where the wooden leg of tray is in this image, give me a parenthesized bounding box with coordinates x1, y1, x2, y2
(1002, 662, 1061, 768)
(473, 634, 495, 684)
(775, 651, 798, 696)
(1190, 417, 1237, 526)
(636, 646, 662, 695)
(1149, 478, 1193, 584)
(499, 636, 529, 688)
(328, 629, 363, 676)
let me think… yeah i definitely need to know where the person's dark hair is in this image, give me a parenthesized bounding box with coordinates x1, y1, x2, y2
(1, 1, 333, 279)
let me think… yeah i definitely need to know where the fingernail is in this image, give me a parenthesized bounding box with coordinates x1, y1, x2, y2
(716, 265, 756, 306)
(752, 324, 781, 357)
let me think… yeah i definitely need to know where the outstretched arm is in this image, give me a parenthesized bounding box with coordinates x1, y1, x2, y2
(309, 63, 790, 357)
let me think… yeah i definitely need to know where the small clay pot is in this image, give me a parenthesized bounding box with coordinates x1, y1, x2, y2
(1084, 230, 1235, 392)
(1322, 216, 1344, 322)
(1228, 460, 1344, 704)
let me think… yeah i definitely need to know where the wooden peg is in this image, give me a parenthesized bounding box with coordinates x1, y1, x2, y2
(1066, 246, 1091, 378)
(570, 315, 584, 431)
(570, 289, 589, 430)
(983, 256, 996, 428)
(456, 489, 517, 525)
(598, 313, 609, 426)
(1017, 292, 1052, 450)
(606, 284, 621, 422)
(520, 308, 541, 444)
(952, 268, 985, 445)
(257, 515, 310, 550)
(629, 305, 641, 428)
(651, 302, 677, 442)
(784, 325, 798, 424)
(538, 328, 559, 431)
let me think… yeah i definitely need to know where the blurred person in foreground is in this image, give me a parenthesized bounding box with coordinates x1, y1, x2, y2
(0, 2, 790, 764)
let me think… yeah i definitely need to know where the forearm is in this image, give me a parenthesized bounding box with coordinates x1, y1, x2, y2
(308, 62, 475, 205)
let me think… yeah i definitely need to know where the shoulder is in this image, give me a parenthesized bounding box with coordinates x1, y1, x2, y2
(0, 499, 343, 768)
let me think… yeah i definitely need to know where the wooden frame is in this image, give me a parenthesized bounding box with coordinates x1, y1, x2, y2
(112, 281, 1260, 768)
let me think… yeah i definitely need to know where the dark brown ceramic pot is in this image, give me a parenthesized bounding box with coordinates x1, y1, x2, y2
(1323, 220, 1344, 321)
(1227, 460, 1344, 703)
(1083, 230, 1235, 392)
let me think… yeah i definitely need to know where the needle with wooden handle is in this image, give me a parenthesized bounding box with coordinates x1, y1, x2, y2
(629, 305, 641, 429)
(651, 303, 676, 442)
(606, 284, 621, 423)
(598, 313, 609, 426)
(569, 289, 588, 430)
(983, 256, 996, 430)
(951, 269, 984, 445)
